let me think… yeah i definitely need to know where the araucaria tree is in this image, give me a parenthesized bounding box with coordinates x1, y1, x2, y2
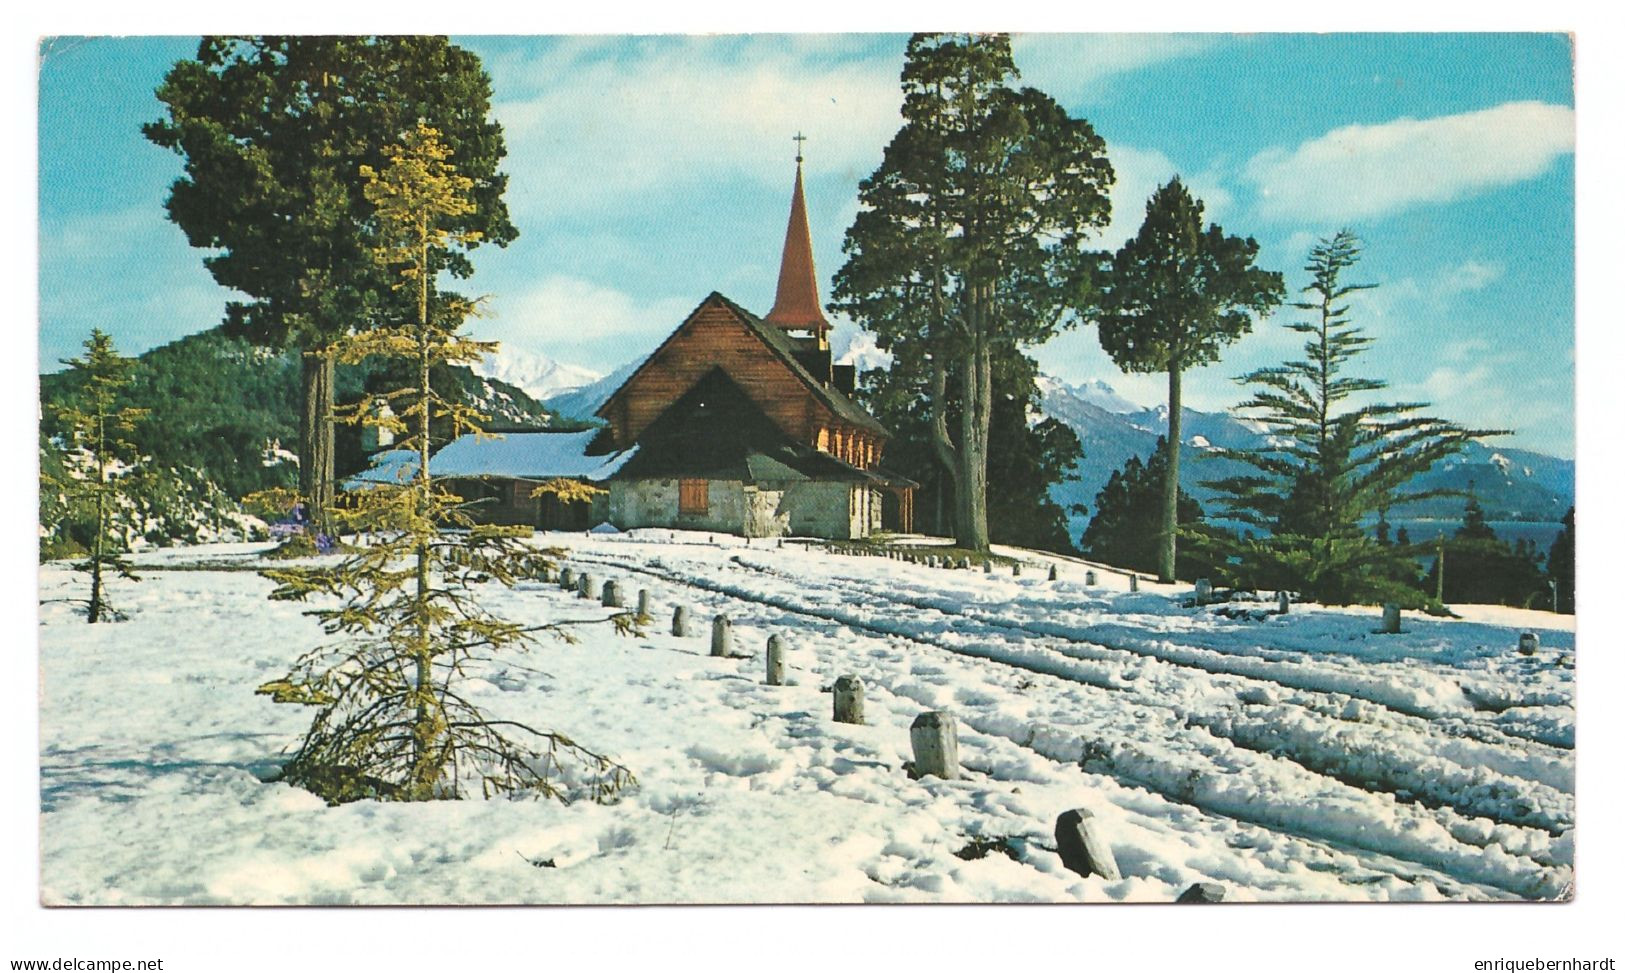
(45, 331, 150, 623)
(257, 126, 633, 804)
(144, 37, 517, 533)
(1200, 231, 1499, 605)
(833, 32, 1113, 552)
(1094, 178, 1284, 582)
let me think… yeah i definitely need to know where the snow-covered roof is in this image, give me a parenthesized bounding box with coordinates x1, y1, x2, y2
(347, 432, 635, 488)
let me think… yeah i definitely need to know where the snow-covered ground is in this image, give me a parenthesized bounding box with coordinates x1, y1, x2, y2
(38, 533, 1575, 904)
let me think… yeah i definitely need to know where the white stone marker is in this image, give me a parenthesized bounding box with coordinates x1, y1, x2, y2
(601, 580, 625, 608)
(1085, 570, 1097, 586)
(1519, 631, 1540, 656)
(1277, 591, 1291, 614)
(637, 589, 652, 620)
(672, 605, 692, 637)
(909, 711, 960, 780)
(1194, 578, 1213, 605)
(710, 615, 732, 657)
(1381, 602, 1401, 634)
(765, 634, 787, 686)
(833, 675, 865, 724)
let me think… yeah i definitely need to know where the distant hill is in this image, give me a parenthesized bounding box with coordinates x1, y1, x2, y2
(40, 327, 557, 501)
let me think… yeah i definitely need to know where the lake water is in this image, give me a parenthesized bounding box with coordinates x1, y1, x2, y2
(1389, 520, 1565, 554)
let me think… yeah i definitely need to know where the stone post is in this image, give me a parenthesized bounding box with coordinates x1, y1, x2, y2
(983, 561, 993, 575)
(672, 605, 691, 637)
(1519, 631, 1540, 656)
(1277, 591, 1291, 614)
(1055, 808, 1120, 881)
(1129, 574, 1139, 592)
(601, 579, 625, 608)
(1177, 882, 1226, 903)
(1048, 564, 1059, 582)
(1085, 570, 1097, 586)
(1381, 603, 1401, 634)
(833, 675, 865, 725)
(909, 711, 960, 780)
(710, 615, 731, 657)
(1194, 578, 1213, 605)
(578, 573, 598, 600)
(559, 566, 575, 590)
(1012, 563, 1022, 578)
(765, 634, 787, 686)
(637, 589, 652, 620)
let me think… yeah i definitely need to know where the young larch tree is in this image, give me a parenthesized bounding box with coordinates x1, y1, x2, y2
(256, 126, 633, 804)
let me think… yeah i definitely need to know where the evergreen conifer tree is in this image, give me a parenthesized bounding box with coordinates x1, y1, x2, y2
(1199, 232, 1499, 605)
(1081, 437, 1211, 577)
(1094, 179, 1283, 582)
(255, 126, 633, 804)
(45, 331, 150, 622)
(1423, 497, 1548, 607)
(1546, 506, 1575, 614)
(832, 32, 1113, 552)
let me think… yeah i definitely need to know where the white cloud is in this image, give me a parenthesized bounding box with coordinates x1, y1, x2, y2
(1244, 101, 1574, 222)
(485, 37, 903, 220)
(1011, 34, 1224, 105)
(1437, 258, 1504, 295)
(473, 275, 695, 372)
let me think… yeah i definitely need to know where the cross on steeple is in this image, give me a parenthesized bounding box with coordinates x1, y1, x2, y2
(793, 131, 807, 164)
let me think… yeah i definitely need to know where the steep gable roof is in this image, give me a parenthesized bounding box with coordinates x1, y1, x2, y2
(594, 291, 886, 439)
(610, 368, 902, 485)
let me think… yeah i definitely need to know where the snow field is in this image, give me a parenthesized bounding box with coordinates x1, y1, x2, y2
(38, 532, 1575, 903)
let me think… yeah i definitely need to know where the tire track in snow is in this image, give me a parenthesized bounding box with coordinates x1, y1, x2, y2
(558, 547, 1568, 899)
(729, 555, 1574, 801)
(743, 555, 1569, 748)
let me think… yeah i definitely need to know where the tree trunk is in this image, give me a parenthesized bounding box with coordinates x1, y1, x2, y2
(1160, 362, 1183, 583)
(955, 335, 992, 552)
(926, 353, 963, 543)
(298, 350, 336, 536)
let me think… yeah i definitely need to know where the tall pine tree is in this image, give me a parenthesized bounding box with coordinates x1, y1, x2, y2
(1200, 231, 1499, 605)
(1094, 178, 1283, 582)
(145, 37, 517, 534)
(832, 33, 1113, 552)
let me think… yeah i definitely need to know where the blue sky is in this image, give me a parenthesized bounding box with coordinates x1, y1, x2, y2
(37, 33, 1575, 456)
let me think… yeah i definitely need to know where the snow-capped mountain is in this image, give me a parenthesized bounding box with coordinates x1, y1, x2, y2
(1035, 374, 1142, 416)
(474, 348, 601, 402)
(1032, 376, 1574, 541)
(541, 356, 647, 422)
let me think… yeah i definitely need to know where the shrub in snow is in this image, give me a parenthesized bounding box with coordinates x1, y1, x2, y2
(255, 128, 635, 806)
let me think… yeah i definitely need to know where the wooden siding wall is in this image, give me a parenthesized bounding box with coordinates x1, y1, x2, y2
(607, 303, 833, 451)
(604, 301, 887, 472)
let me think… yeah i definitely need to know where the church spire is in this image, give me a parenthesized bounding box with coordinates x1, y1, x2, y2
(763, 134, 831, 341)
